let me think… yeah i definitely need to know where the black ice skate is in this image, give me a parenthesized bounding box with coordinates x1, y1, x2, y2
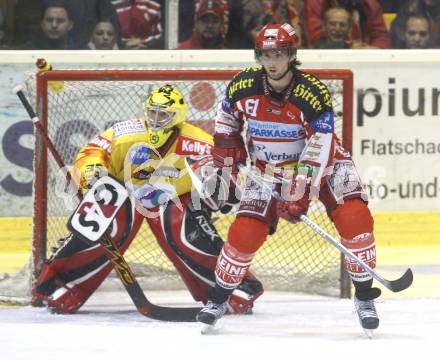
(196, 300, 228, 334)
(354, 296, 379, 338)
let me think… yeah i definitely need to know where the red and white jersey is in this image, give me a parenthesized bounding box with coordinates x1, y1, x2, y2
(215, 67, 343, 186)
(112, 0, 162, 45)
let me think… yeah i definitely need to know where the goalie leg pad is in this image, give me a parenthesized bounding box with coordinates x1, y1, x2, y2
(33, 203, 142, 313)
(147, 195, 222, 303)
(33, 261, 112, 314)
(148, 194, 264, 312)
(332, 198, 377, 283)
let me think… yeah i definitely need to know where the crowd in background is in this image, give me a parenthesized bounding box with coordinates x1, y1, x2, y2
(0, 0, 439, 50)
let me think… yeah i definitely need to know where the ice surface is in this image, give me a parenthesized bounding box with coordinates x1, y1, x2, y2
(1, 290, 438, 360)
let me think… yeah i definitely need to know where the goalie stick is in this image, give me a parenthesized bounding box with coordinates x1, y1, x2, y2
(15, 85, 201, 322)
(241, 166, 413, 293)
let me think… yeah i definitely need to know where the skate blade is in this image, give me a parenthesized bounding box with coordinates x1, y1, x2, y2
(363, 329, 374, 339)
(200, 323, 216, 335)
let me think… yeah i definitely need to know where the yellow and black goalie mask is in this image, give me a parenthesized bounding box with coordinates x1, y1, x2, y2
(144, 84, 188, 148)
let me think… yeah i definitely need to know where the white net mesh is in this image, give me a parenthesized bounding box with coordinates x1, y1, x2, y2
(23, 69, 351, 299)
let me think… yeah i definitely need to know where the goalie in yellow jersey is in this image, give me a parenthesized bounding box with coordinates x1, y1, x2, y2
(33, 85, 263, 315)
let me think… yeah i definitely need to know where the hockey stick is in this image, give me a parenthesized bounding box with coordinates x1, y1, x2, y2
(15, 85, 201, 321)
(238, 165, 413, 293)
(297, 214, 413, 292)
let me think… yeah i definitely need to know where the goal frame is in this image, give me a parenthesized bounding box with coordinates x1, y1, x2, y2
(32, 68, 354, 299)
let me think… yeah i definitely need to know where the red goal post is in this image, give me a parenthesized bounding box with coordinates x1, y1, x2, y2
(31, 68, 353, 300)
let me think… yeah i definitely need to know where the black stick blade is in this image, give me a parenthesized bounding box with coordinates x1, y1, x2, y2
(388, 268, 413, 292)
(147, 305, 202, 322)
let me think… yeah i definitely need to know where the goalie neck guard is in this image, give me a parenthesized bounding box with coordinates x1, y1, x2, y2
(144, 85, 188, 149)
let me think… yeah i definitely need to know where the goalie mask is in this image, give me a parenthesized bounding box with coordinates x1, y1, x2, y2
(144, 85, 188, 148)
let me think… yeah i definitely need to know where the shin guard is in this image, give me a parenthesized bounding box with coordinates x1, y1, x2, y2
(332, 198, 376, 282)
(332, 199, 381, 298)
(214, 242, 254, 300)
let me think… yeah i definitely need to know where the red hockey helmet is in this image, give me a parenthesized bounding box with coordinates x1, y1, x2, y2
(255, 23, 299, 63)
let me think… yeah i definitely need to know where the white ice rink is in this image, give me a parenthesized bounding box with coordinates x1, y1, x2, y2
(1, 290, 439, 360)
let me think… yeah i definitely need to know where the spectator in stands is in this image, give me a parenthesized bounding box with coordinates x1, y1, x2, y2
(390, 0, 440, 48)
(177, 0, 229, 49)
(88, 18, 119, 49)
(11, 0, 43, 48)
(401, 14, 432, 48)
(179, 0, 197, 43)
(315, 6, 352, 48)
(0, 0, 16, 48)
(111, 0, 163, 49)
(13, 0, 118, 49)
(228, 0, 304, 49)
(23, 0, 81, 49)
(67, 0, 119, 49)
(304, 0, 392, 48)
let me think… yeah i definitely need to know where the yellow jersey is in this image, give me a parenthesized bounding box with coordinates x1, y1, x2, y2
(74, 118, 213, 208)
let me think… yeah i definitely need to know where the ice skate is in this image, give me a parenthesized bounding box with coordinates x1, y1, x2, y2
(354, 296, 379, 338)
(197, 300, 228, 334)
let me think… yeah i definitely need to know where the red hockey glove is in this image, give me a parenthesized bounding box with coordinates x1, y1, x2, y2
(276, 173, 312, 224)
(213, 133, 247, 175)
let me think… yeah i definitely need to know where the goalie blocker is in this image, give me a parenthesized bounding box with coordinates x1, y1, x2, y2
(33, 182, 263, 315)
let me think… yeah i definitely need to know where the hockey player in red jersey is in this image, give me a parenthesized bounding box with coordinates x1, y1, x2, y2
(196, 23, 381, 332)
(33, 85, 263, 315)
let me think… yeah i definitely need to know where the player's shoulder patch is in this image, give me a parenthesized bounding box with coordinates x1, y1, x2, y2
(300, 72, 329, 91)
(292, 71, 333, 113)
(111, 118, 147, 139)
(175, 126, 213, 156)
(227, 67, 262, 101)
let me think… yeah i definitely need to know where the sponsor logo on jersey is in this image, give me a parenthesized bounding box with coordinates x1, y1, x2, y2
(89, 135, 112, 152)
(152, 166, 180, 179)
(112, 119, 145, 137)
(228, 77, 255, 98)
(248, 120, 305, 139)
(252, 139, 305, 165)
(177, 136, 212, 155)
(254, 143, 266, 151)
(287, 110, 296, 120)
(265, 107, 281, 115)
(311, 111, 334, 133)
(302, 73, 332, 107)
(129, 145, 151, 165)
(215, 123, 234, 134)
(293, 83, 323, 112)
(263, 151, 300, 162)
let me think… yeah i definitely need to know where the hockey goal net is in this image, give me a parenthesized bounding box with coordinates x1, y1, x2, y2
(25, 68, 352, 301)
